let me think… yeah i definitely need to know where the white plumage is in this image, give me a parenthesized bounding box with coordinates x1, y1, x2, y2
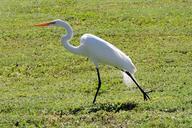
(80, 34, 137, 74)
(34, 19, 150, 103)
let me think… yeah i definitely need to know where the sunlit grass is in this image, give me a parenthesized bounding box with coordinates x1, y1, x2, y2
(0, 0, 192, 127)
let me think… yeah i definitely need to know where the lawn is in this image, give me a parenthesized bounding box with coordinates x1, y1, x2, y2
(0, 0, 192, 127)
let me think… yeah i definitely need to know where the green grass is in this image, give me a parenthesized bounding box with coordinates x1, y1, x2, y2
(0, 0, 192, 127)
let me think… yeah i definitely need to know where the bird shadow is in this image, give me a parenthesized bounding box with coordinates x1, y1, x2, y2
(59, 102, 137, 116)
(87, 102, 137, 113)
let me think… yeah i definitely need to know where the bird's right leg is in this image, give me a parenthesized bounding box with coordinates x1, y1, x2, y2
(93, 68, 101, 104)
(125, 71, 150, 101)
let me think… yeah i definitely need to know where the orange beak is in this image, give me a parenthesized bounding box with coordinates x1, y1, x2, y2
(33, 22, 53, 27)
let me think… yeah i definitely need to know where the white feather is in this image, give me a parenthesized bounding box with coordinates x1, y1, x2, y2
(122, 71, 134, 87)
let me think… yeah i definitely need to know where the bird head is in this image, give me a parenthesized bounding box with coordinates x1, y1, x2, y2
(33, 19, 64, 27)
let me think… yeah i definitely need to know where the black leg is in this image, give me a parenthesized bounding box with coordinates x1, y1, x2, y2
(93, 68, 101, 104)
(125, 71, 150, 101)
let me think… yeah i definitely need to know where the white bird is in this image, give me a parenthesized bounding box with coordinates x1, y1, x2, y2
(34, 19, 150, 103)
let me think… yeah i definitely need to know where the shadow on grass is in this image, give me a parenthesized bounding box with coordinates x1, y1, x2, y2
(87, 102, 137, 113)
(59, 102, 137, 116)
(14, 102, 137, 127)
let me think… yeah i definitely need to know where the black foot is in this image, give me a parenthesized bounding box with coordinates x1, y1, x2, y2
(143, 91, 150, 101)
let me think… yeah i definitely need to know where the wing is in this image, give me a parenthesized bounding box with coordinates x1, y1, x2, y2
(80, 34, 136, 74)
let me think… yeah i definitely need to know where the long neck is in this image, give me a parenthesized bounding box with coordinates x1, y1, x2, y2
(60, 21, 82, 55)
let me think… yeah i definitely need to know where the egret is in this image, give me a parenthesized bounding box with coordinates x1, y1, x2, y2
(34, 19, 150, 103)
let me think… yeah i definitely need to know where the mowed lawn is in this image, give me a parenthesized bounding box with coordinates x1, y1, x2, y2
(0, 0, 192, 127)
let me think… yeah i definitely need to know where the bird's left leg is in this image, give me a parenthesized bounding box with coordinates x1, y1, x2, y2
(93, 68, 101, 104)
(125, 71, 150, 101)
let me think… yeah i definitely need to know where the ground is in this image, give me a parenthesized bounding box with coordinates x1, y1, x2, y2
(0, 0, 192, 127)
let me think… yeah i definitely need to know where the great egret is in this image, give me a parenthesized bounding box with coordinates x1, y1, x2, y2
(34, 19, 150, 103)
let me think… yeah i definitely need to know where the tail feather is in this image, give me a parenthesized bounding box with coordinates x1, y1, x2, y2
(121, 71, 134, 87)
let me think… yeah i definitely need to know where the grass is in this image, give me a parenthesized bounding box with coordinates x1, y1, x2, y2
(0, 0, 192, 127)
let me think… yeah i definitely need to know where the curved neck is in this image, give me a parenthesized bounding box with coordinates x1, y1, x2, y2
(60, 21, 82, 55)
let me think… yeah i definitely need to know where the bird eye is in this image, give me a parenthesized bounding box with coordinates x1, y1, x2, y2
(50, 21, 56, 25)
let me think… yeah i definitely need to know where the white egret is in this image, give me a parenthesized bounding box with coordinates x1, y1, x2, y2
(34, 19, 150, 103)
